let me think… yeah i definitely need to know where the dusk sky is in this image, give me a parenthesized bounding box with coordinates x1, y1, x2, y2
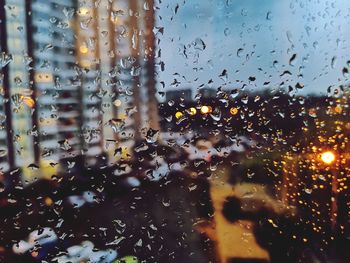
(156, 0, 350, 99)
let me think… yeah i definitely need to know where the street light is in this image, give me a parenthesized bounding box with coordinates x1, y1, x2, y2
(321, 151, 335, 165)
(200, 105, 212, 114)
(320, 150, 338, 231)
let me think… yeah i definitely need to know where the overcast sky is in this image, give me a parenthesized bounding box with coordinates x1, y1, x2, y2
(155, 0, 350, 98)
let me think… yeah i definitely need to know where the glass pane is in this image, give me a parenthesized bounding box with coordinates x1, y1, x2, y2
(0, 0, 349, 262)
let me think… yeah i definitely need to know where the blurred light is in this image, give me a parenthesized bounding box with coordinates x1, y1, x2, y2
(110, 16, 119, 24)
(175, 111, 183, 119)
(34, 73, 53, 83)
(44, 197, 53, 206)
(80, 60, 91, 68)
(78, 7, 90, 16)
(188, 107, 197, 116)
(321, 151, 335, 165)
(114, 99, 122, 107)
(230, 107, 239, 115)
(200, 105, 212, 114)
(21, 96, 35, 108)
(334, 105, 342, 113)
(308, 108, 317, 117)
(79, 45, 89, 54)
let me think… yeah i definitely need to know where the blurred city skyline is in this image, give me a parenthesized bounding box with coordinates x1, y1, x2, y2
(0, 2, 349, 262)
(1, 0, 350, 179)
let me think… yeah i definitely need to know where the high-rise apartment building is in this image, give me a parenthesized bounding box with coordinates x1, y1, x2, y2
(29, 0, 83, 172)
(103, 0, 160, 156)
(0, 0, 161, 182)
(5, 0, 34, 171)
(75, 0, 105, 167)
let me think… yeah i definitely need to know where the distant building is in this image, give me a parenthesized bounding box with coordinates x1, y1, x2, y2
(5, 0, 34, 170)
(29, 0, 83, 172)
(199, 87, 216, 98)
(166, 89, 192, 102)
(0, 0, 161, 180)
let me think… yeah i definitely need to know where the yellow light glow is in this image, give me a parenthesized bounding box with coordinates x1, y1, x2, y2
(34, 73, 53, 83)
(80, 60, 91, 68)
(79, 45, 89, 54)
(230, 107, 239, 115)
(21, 96, 35, 108)
(188, 107, 197, 116)
(110, 16, 119, 24)
(44, 197, 53, 206)
(334, 106, 342, 113)
(200, 105, 212, 114)
(175, 111, 183, 119)
(78, 7, 90, 16)
(321, 151, 335, 164)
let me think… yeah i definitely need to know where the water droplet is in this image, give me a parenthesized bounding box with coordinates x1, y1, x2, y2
(0, 149, 7, 157)
(210, 108, 221, 121)
(331, 56, 337, 69)
(193, 38, 206, 51)
(14, 76, 22, 86)
(130, 65, 141, 76)
(134, 142, 148, 153)
(219, 69, 228, 81)
(237, 48, 244, 58)
(266, 11, 272, 20)
(162, 198, 170, 207)
(80, 18, 92, 30)
(0, 52, 13, 68)
(342, 67, 349, 78)
(304, 188, 312, 194)
(145, 128, 159, 143)
(132, 31, 138, 50)
(108, 118, 125, 133)
(49, 17, 57, 24)
(289, 54, 297, 66)
(62, 7, 75, 19)
(143, 2, 150, 10)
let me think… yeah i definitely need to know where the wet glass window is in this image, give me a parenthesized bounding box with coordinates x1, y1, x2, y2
(0, 0, 350, 262)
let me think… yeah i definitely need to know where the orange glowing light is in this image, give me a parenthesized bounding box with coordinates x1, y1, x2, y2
(334, 106, 342, 114)
(321, 151, 335, 164)
(44, 197, 53, 206)
(200, 105, 212, 114)
(21, 96, 35, 108)
(79, 45, 89, 54)
(230, 107, 239, 115)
